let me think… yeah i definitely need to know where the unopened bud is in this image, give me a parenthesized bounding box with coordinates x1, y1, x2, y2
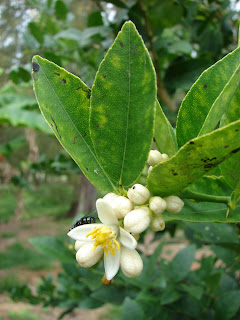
(103, 192, 119, 204)
(124, 207, 151, 234)
(75, 240, 87, 251)
(165, 195, 184, 214)
(120, 247, 143, 278)
(76, 243, 103, 268)
(111, 196, 134, 219)
(149, 196, 167, 214)
(147, 150, 163, 166)
(148, 166, 153, 175)
(161, 154, 169, 162)
(127, 184, 150, 205)
(150, 214, 165, 232)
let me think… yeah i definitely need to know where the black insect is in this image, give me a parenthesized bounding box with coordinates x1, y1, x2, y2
(69, 215, 96, 231)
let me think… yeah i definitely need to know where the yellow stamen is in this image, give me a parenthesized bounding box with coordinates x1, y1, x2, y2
(86, 225, 120, 257)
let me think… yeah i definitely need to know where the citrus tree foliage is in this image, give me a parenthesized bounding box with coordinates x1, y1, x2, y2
(32, 21, 240, 223)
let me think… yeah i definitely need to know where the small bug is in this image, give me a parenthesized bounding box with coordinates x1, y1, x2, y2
(69, 215, 96, 231)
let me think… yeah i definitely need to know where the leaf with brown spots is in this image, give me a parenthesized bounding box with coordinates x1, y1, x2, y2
(176, 47, 240, 148)
(147, 120, 240, 196)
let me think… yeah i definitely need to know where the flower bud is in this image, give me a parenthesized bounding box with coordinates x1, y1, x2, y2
(165, 195, 184, 214)
(161, 153, 169, 162)
(147, 150, 163, 166)
(111, 196, 134, 219)
(148, 166, 153, 175)
(75, 240, 87, 251)
(149, 196, 167, 214)
(124, 207, 151, 234)
(150, 214, 165, 232)
(120, 247, 143, 278)
(76, 243, 103, 268)
(103, 192, 119, 204)
(127, 184, 150, 205)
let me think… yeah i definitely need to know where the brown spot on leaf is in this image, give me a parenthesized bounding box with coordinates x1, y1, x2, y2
(32, 62, 40, 72)
(224, 145, 229, 148)
(231, 147, 240, 154)
(61, 79, 66, 84)
(54, 72, 60, 76)
(189, 141, 194, 144)
(203, 84, 207, 89)
(120, 42, 124, 48)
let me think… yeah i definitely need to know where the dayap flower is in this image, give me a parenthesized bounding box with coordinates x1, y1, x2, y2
(164, 195, 184, 214)
(68, 199, 139, 280)
(103, 193, 133, 219)
(149, 196, 167, 214)
(127, 184, 150, 205)
(124, 206, 151, 234)
(147, 150, 169, 167)
(150, 214, 165, 232)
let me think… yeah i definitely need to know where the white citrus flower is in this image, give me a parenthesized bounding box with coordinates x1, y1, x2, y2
(148, 166, 153, 175)
(150, 214, 165, 232)
(124, 206, 151, 234)
(149, 196, 167, 214)
(147, 150, 163, 166)
(164, 195, 184, 214)
(104, 193, 133, 219)
(68, 199, 137, 280)
(120, 247, 143, 278)
(127, 184, 150, 205)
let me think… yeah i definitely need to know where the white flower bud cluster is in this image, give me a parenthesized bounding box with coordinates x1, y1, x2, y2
(70, 150, 184, 281)
(147, 149, 169, 174)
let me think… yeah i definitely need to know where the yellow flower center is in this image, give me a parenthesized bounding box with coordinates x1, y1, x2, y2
(86, 225, 120, 257)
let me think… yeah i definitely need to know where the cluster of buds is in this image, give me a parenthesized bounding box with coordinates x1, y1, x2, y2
(68, 150, 184, 282)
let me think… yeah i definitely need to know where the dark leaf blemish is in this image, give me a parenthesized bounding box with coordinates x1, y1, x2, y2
(96, 124, 99, 128)
(189, 141, 194, 144)
(210, 157, 217, 161)
(73, 136, 80, 144)
(103, 74, 107, 78)
(231, 147, 240, 154)
(235, 129, 239, 132)
(120, 41, 124, 48)
(173, 173, 178, 176)
(86, 168, 89, 171)
(203, 84, 207, 89)
(32, 62, 40, 72)
(204, 163, 215, 169)
(153, 137, 156, 142)
(224, 145, 229, 148)
(54, 72, 60, 76)
(51, 116, 61, 139)
(83, 132, 87, 138)
(61, 79, 66, 84)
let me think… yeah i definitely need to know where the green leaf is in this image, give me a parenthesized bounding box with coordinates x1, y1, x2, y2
(163, 201, 240, 223)
(154, 100, 177, 157)
(167, 245, 196, 282)
(29, 236, 74, 263)
(122, 297, 144, 320)
(28, 22, 44, 44)
(147, 120, 240, 196)
(32, 55, 118, 192)
(215, 290, 240, 320)
(160, 285, 180, 305)
(55, 0, 68, 20)
(90, 21, 156, 187)
(179, 284, 203, 300)
(187, 176, 232, 196)
(220, 88, 240, 190)
(176, 47, 240, 148)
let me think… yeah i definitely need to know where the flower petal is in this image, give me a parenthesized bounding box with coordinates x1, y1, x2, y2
(119, 227, 137, 250)
(67, 224, 103, 241)
(104, 246, 121, 280)
(96, 199, 119, 225)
